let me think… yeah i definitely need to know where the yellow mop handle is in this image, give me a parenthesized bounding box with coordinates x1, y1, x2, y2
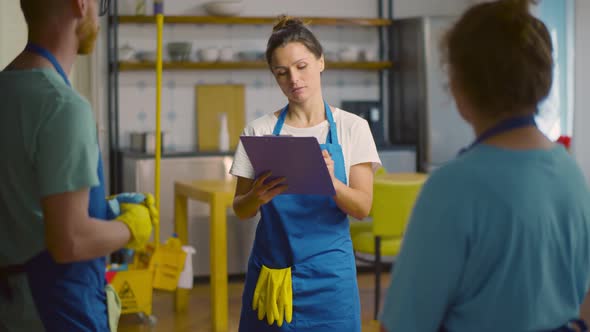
(154, 13, 164, 249)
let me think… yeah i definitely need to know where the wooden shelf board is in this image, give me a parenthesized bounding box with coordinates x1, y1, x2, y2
(118, 61, 393, 71)
(115, 15, 392, 26)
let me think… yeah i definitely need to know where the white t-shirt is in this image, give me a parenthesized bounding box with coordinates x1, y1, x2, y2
(230, 107, 382, 182)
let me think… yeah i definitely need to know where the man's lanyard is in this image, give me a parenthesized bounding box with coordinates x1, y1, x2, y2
(458, 114, 537, 155)
(25, 43, 71, 87)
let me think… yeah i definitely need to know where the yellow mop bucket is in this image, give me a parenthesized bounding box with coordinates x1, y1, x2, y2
(109, 268, 154, 316)
(150, 237, 187, 291)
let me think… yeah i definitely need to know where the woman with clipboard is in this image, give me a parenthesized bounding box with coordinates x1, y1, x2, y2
(230, 15, 382, 332)
(379, 1, 590, 331)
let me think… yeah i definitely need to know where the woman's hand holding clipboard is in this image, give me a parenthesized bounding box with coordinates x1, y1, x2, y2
(249, 172, 289, 204)
(240, 136, 336, 196)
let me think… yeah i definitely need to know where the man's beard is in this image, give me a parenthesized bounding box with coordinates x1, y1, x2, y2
(76, 16, 99, 55)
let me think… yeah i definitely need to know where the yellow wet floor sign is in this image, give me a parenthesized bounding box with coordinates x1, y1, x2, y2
(111, 269, 153, 315)
(119, 281, 138, 311)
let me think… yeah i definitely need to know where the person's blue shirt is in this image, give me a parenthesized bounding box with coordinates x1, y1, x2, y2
(380, 144, 590, 332)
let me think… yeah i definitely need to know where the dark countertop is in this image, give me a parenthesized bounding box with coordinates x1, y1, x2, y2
(120, 144, 416, 160)
(120, 149, 234, 159)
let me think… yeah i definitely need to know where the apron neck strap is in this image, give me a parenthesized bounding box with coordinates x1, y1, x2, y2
(273, 101, 339, 144)
(25, 43, 71, 87)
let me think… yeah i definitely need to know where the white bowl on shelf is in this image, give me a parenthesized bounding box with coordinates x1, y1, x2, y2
(219, 47, 234, 62)
(119, 44, 136, 61)
(198, 48, 220, 62)
(203, 1, 244, 17)
(135, 51, 158, 62)
(338, 47, 358, 62)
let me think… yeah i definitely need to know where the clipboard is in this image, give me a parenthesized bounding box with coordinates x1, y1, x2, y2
(240, 136, 336, 196)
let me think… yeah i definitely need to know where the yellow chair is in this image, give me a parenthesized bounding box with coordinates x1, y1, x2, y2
(349, 166, 388, 243)
(352, 173, 427, 320)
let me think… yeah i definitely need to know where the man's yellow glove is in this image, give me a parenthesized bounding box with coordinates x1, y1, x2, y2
(108, 193, 158, 250)
(252, 265, 292, 327)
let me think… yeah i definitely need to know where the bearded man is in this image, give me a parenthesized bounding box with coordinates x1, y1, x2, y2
(0, 1, 154, 331)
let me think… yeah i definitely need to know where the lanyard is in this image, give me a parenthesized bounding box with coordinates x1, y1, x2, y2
(458, 114, 537, 155)
(25, 43, 71, 87)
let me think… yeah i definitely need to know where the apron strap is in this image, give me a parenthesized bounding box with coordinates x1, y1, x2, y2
(323, 101, 338, 144)
(273, 101, 339, 145)
(25, 43, 72, 87)
(555, 319, 589, 332)
(0, 264, 26, 300)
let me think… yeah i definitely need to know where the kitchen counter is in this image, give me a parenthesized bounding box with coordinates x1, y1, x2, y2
(119, 144, 416, 159)
(120, 144, 417, 278)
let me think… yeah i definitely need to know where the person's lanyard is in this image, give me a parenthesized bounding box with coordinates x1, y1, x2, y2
(458, 114, 537, 155)
(25, 43, 71, 87)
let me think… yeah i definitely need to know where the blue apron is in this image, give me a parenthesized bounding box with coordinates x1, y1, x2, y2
(452, 114, 588, 332)
(20, 43, 109, 331)
(239, 102, 361, 331)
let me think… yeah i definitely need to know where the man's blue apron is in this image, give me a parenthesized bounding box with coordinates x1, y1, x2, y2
(238, 102, 361, 332)
(3, 44, 110, 331)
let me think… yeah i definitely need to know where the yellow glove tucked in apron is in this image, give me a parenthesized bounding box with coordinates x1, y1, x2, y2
(252, 265, 293, 327)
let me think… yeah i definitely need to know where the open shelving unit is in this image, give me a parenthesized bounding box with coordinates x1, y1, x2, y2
(106, 1, 394, 192)
(118, 60, 393, 71)
(116, 15, 392, 26)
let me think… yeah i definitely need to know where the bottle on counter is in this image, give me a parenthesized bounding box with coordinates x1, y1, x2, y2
(219, 112, 230, 152)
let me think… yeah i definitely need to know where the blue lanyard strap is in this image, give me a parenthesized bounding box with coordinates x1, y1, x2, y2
(459, 114, 536, 155)
(25, 43, 71, 87)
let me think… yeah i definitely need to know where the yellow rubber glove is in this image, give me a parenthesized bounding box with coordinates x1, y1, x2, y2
(142, 193, 159, 229)
(252, 265, 270, 321)
(116, 201, 153, 250)
(108, 193, 158, 250)
(277, 267, 292, 326)
(252, 265, 293, 327)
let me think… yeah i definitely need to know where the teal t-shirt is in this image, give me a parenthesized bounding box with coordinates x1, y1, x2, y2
(0, 68, 99, 266)
(380, 144, 590, 331)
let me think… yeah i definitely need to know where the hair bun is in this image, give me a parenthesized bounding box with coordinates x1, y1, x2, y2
(272, 15, 306, 32)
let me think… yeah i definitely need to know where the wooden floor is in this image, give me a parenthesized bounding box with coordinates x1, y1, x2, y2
(119, 272, 390, 332)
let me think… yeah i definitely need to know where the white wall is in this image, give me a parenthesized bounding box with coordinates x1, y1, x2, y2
(573, 0, 590, 182)
(0, 0, 27, 68)
(394, 0, 471, 17)
(0, 2, 95, 103)
(117, 0, 470, 18)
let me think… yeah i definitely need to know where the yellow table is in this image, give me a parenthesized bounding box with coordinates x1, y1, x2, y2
(174, 179, 236, 332)
(375, 172, 428, 183)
